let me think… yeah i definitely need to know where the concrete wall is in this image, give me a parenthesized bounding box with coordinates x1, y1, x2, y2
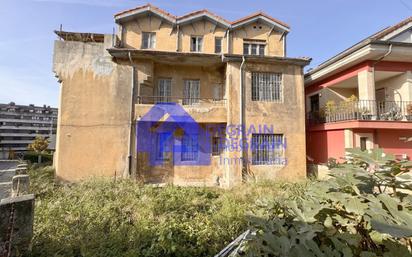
(231, 23, 285, 56)
(180, 20, 227, 54)
(242, 62, 306, 180)
(122, 15, 177, 51)
(53, 35, 133, 181)
(375, 72, 412, 102)
(306, 129, 345, 164)
(121, 16, 285, 57)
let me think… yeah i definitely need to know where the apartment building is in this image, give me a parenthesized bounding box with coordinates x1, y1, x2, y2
(53, 4, 310, 186)
(305, 17, 412, 166)
(0, 102, 58, 159)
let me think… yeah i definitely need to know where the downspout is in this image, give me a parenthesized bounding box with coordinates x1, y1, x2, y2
(226, 29, 230, 54)
(127, 51, 136, 176)
(239, 56, 247, 181)
(176, 25, 180, 52)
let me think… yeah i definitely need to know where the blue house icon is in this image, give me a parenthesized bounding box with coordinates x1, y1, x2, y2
(136, 103, 211, 166)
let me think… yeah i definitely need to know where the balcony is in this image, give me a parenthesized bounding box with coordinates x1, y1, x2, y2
(135, 96, 227, 123)
(308, 100, 412, 125)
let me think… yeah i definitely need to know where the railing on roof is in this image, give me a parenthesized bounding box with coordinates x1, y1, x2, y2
(307, 100, 412, 125)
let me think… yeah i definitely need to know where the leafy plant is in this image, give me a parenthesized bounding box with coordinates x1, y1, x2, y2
(28, 136, 49, 163)
(228, 148, 412, 257)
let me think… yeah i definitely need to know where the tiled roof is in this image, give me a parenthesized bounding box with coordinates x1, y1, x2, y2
(231, 11, 290, 29)
(372, 16, 412, 40)
(114, 4, 289, 31)
(114, 4, 176, 19)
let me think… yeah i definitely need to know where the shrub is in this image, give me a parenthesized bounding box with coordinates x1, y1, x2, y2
(230, 148, 412, 257)
(29, 167, 303, 257)
(24, 151, 53, 164)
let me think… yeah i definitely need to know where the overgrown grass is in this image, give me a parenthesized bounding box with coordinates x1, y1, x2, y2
(28, 167, 307, 257)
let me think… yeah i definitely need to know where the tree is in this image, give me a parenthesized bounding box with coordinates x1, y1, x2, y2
(28, 136, 49, 163)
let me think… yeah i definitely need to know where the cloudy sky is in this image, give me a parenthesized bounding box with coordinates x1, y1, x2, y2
(0, 0, 411, 107)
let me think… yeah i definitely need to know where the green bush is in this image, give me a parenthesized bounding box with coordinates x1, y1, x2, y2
(231, 148, 412, 257)
(24, 151, 53, 164)
(29, 167, 303, 257)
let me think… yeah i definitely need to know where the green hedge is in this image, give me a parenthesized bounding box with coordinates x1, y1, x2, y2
(23, 151, 53, 164)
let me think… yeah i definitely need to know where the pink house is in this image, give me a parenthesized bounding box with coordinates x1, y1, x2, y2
(305, 17, 412, 166)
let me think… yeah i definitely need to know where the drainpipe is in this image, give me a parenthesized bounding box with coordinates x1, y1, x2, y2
(176, 25, 180, 52)
(239, 56, 247, 181)
(226, 29, 230, 54)
(371, 44, 392, 117)
(127, 51, 136, 177)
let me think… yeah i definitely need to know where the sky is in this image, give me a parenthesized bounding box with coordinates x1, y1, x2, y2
(0, 0, 411, 107)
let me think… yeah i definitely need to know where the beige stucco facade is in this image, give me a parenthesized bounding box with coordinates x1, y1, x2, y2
(52, 4, 310, 186)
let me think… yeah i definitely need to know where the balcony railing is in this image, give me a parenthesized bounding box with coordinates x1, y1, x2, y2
(136, 96, 227, 106)
(308, 100, 412, 125)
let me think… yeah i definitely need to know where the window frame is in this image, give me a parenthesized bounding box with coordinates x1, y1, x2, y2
(183, 79, 200, 105)
(251, 72, 283, 102)
(243, 40, 266, 56)
(214, 37, 223, 53)
(212, 136, 222, 156)
(190, 36, 203, 52)
(181, 133, 199, 161)
(251, 134, 285, 166)
(157, 78, 172, 103)
(141, 32, 156, 49)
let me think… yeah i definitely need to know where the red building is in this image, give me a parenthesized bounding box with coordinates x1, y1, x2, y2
(305, 17, 412, 166)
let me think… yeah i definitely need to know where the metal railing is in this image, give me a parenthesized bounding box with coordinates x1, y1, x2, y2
(308, 100, 412, 125)
(136, 96, 227, 106)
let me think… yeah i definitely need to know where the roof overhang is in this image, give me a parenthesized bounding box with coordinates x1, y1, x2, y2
(231, 15, 290, 33)
(107, 48, 223, 66)
(305, 41, 412, 86)
(222, 54, 311, 66)
(177, 12, 230, 28)
(115, 6, 176, 24)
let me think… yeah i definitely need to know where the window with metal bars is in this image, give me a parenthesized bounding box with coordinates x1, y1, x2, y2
(181, 133, 199, 161)
(251, 134, 285, 165)
(183, 80, 200, 105)
(157, 79, 171, 103)
(251, 72, 282, 102)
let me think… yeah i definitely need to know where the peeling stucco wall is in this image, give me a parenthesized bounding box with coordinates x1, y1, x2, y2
(53, 35, 133, 181)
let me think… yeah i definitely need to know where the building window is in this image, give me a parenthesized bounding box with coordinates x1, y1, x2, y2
(310, 94, 320, 112)
(141, 32, 156, 49)
(251, 134, 285, 165)
(243, 40, 265, 56)
(157, 79, 172, 103)
(190, 36, 203, 52)
(156, 133, 171, 161)
(212, 136, 221, 156)
(360, 137, 367, 151)
(215, 37, 222, 53)
(183, 80, 200, 105)
(181, 133, 198, 161)
(252, 72, 282, 102)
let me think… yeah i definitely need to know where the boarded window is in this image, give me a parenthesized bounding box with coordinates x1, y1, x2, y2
(251, 134, 285, 165)
(251, 72, 282, 102)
